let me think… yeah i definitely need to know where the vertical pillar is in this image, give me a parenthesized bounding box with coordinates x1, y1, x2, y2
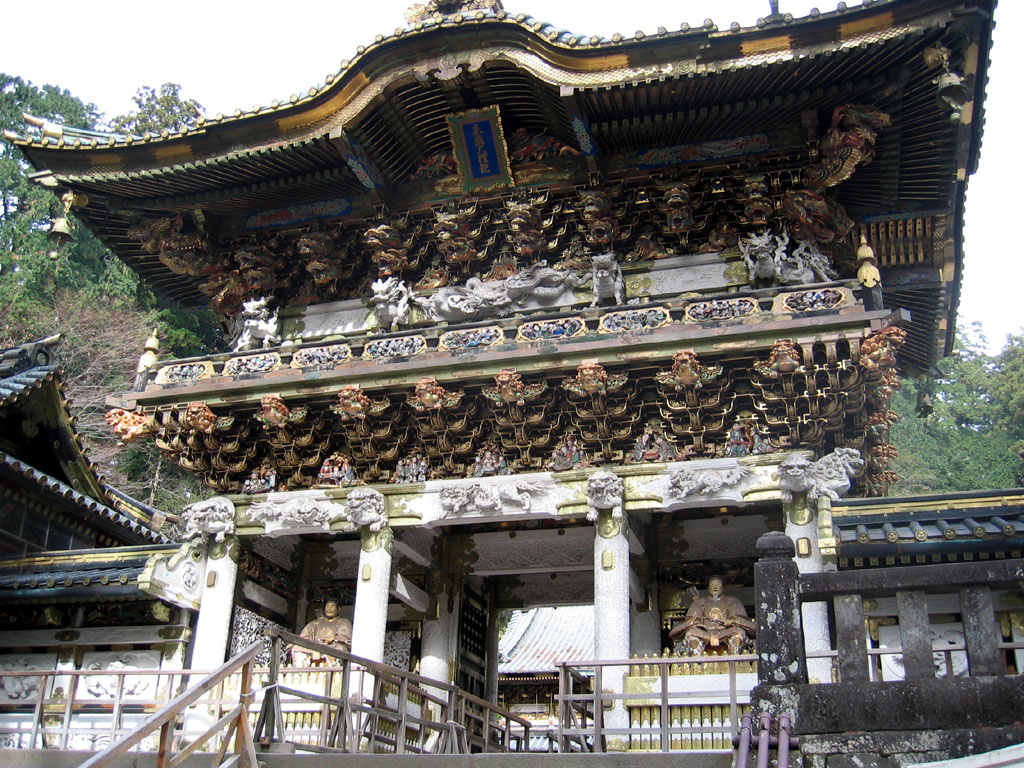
(484, 584, 500, 705)
(191, 536, 240, 670)
(588, 471, 630, 752)
(753, 531, 806, 687)
(351, 525, 394, 663)
(787, 496, 834, 684)
(421, 587, 459, 685)
(630, 559, 662, 656)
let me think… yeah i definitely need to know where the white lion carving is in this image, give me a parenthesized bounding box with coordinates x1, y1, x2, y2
(779, 448, 864, 504)
(370, 277, 412, 332)
(586, 470, 624, 521)
(439, 482, 536, 517)
(181, 496, 235, 542)
(589, 251, 625, 307)
(231, 296, 281, 352)
(668, 466, 749, 498)
(345, 487, 388, 531)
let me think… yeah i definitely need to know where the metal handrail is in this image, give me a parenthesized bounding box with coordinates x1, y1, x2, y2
(77, 639, 263, 768)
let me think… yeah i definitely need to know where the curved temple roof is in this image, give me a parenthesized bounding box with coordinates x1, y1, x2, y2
(6, 0, 996, 366)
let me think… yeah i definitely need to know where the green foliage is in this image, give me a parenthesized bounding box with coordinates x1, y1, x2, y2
(889, 324, 1022, 494)
(108, 83, 203, 135)
(1, 74, 213, 511)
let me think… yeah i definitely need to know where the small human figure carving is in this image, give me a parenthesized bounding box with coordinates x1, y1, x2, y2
(669, 576, 755, 656)
(290, 598, 353, 666)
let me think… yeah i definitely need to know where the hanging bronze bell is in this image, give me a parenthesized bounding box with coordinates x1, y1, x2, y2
(48, 216, 73, 246)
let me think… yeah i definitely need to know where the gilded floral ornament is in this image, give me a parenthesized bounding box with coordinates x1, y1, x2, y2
(562, 362, 627, 398)
(408, 377, 464, 411)
(482, 369, 547, 407)
(104, 409, 153, 445)
(332, 385, 388, 421)
(655, 351, 723, 392)
(754, 340, 803, 378)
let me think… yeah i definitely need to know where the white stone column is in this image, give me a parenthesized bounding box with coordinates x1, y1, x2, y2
(785, 495, 836, 684)
(191, 537, 240, 670)
(351, 525, 394, 664)
(588, 471, 630, 752)
(631, 578, 663, 657)
(420, 587, 459, 686)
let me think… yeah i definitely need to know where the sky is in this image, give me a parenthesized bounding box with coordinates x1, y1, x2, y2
(2, 1, 1020, 354)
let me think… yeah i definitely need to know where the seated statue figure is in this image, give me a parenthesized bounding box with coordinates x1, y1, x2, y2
(669, 576, 755, 655)
(290, 598, 353, 666)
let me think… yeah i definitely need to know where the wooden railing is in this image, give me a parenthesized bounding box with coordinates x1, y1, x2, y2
(556, 654, 756, 753)
(254, 628, 531, 754)
(77, 639, 262, 768)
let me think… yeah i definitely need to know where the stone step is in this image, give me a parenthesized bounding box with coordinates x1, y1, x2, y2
(6, 749, 735, 768)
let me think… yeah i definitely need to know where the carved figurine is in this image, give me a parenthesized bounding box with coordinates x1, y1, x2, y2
(722, 421, 754, 457)
(333, 385, 389, 424)
(562, 362, 627, 398)
(669, 576, 755, 655)
(105, 409, 153, 445)
(860, 327, 907, 370)
(589, 252, 625, 307)
(546, 435, 591, 472)
(739, 231, 789, 286)
(391, 454, 430, 484)
(781, 188, 853, 247)
(291, 598, 353, 666)
(363, 222, 417, 276)
(482, 369, 547, 407)
(754, 340, 802, 378)
(316, 452, 359, 487)
(627, 424, 681, 463)
(779, 448, 865, 504)
(182, 402, 219, 434)
(370, 277, 412, 332)
(778, 239, 838, 285)
(471, 443, 511, 477)
(181, 497, 235, 542)
(802, 104, 890, 190)
(658, 180, 697, 234)
(740, 174, 773, 226)
(669, 466, 749, 499)
(255, 394, 290, 429)
(242, 461, 277, 494)
(231, 297, 281, 352)
(345, 487, 388, 531)
(408, 377, 463, 411)
(654, 350, 723, 392)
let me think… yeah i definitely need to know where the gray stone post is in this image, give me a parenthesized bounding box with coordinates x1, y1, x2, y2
(753, 531, 806, 686)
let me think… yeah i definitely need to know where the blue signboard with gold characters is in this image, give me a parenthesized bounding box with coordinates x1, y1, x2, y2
(447, 107, 513, 194)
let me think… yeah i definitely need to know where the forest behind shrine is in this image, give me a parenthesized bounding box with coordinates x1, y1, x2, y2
(2, 73, 1022, 510)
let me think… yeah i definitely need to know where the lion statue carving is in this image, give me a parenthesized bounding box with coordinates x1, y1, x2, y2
(370, 277, 412, 332)
(345, 487, 388, 531)
(231, 296, 281, 352)
(586, 470, 624, 521)
(181, 497, 236, 542)
(779, 448, 864, 504)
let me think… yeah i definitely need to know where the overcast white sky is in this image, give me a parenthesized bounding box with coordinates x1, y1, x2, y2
(2, 1, 1019, 354)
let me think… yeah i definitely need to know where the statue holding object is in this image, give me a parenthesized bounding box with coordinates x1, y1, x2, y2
(669, 576, 754, 655)
(290, 598, 353, 666)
